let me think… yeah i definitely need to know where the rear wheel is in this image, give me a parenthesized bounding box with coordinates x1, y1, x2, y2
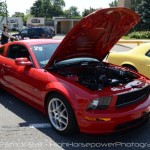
(47, 93, 79, 135)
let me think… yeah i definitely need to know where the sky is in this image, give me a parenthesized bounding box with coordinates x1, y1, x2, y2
(6, 0, 113, 16)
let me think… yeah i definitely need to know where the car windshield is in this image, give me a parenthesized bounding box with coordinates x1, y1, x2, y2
(31, 43, 59, 68)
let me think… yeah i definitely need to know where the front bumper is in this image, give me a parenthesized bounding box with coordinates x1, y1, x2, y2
(76, 95, 150, 134)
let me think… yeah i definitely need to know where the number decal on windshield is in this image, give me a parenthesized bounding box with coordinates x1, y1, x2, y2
(33, 46, 43, 51)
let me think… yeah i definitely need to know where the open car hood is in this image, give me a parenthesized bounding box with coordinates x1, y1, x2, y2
(46, 7, 140, 68)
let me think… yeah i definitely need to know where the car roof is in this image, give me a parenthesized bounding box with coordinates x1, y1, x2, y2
(26, 27, 47, 29)
(10, 39, 61, 46)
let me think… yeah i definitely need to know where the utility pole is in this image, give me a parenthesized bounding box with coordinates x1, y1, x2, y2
(5, 0, 8, 25)
(45, 9, 48, 20)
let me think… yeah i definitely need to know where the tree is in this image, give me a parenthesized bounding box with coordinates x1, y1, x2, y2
(109, 0, 140, 10)
(131, 0, 141, 10)
(50, 0, 65, 8)
(0, 0, 8, 16)
(30, 0, 65, 18)
(135, 0, 150, 31)
(109, 0, 117, 7)
(42, 0, 53, 18)
(50, 0, 65, 17)
(82, 7, 97, 17)
(30, 0, 44, 17)
(12, 12, 24, 18)
(11, 12, 26, 24)
(24, 14, 33, 25)
(109, 0, 150, 31)
(64, 6, 81, 18)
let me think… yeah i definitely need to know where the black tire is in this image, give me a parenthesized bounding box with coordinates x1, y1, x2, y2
(123, 65, 138, 72)
(47, 93, 79, 135)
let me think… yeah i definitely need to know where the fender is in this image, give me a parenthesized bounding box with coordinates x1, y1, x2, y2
(44, 81, 94, 111)
(121, 62, 138, 70)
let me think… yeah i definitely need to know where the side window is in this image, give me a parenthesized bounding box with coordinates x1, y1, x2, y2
(35, 28, 42, 34)
(0, 46, 5, 55)
(20, 29, 28, 35)
(7, 45, 30, 60)
(146, 50, 150, 57)
(43, 28, 47, 33)
(30, 29, 41, 36)
(29, 29, 35, 34)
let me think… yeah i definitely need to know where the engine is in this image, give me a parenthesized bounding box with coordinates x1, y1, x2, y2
(50, 61, 138, 91)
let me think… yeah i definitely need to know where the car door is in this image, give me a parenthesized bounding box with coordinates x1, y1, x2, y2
(1, 44, 48, 105)
(30, 28, 41, 39)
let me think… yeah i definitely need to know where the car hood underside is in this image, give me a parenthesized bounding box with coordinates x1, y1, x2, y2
(46, 7, 140, 68)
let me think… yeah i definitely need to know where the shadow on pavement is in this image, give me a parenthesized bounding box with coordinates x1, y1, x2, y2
(0, 89, 150, 150)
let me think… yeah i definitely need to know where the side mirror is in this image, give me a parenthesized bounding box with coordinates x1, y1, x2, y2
(15, 58, 32, 67)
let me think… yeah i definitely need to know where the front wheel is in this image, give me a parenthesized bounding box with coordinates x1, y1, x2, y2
(47, 93, 79, 135)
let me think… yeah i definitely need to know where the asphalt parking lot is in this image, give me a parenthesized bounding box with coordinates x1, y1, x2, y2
(0, 89, 150, 150)
(0, 35, 150, 150)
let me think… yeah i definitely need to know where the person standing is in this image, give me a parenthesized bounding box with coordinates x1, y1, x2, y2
(1, 25, 15, 45)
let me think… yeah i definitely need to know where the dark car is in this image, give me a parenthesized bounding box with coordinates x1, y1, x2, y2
(13, 27, 53, 39)
(46, 27, 56, 37)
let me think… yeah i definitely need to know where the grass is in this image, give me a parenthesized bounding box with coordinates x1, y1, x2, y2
(121, 36, 131, 40)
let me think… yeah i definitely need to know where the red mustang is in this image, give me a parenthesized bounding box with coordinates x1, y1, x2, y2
(0, 8, 150, 135)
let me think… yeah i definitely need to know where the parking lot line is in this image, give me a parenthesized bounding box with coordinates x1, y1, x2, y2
(29, 123, 51, 129)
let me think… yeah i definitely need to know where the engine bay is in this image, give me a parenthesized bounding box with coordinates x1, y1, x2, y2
(50, 60, 139, 91)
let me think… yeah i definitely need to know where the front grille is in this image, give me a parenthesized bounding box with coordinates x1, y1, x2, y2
(116, 85, 150, 108)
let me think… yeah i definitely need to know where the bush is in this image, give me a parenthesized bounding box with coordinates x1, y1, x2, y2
(128, 31, 150, 39)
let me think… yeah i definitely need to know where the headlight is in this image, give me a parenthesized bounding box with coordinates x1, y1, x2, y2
(87, 96, 112, 110)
